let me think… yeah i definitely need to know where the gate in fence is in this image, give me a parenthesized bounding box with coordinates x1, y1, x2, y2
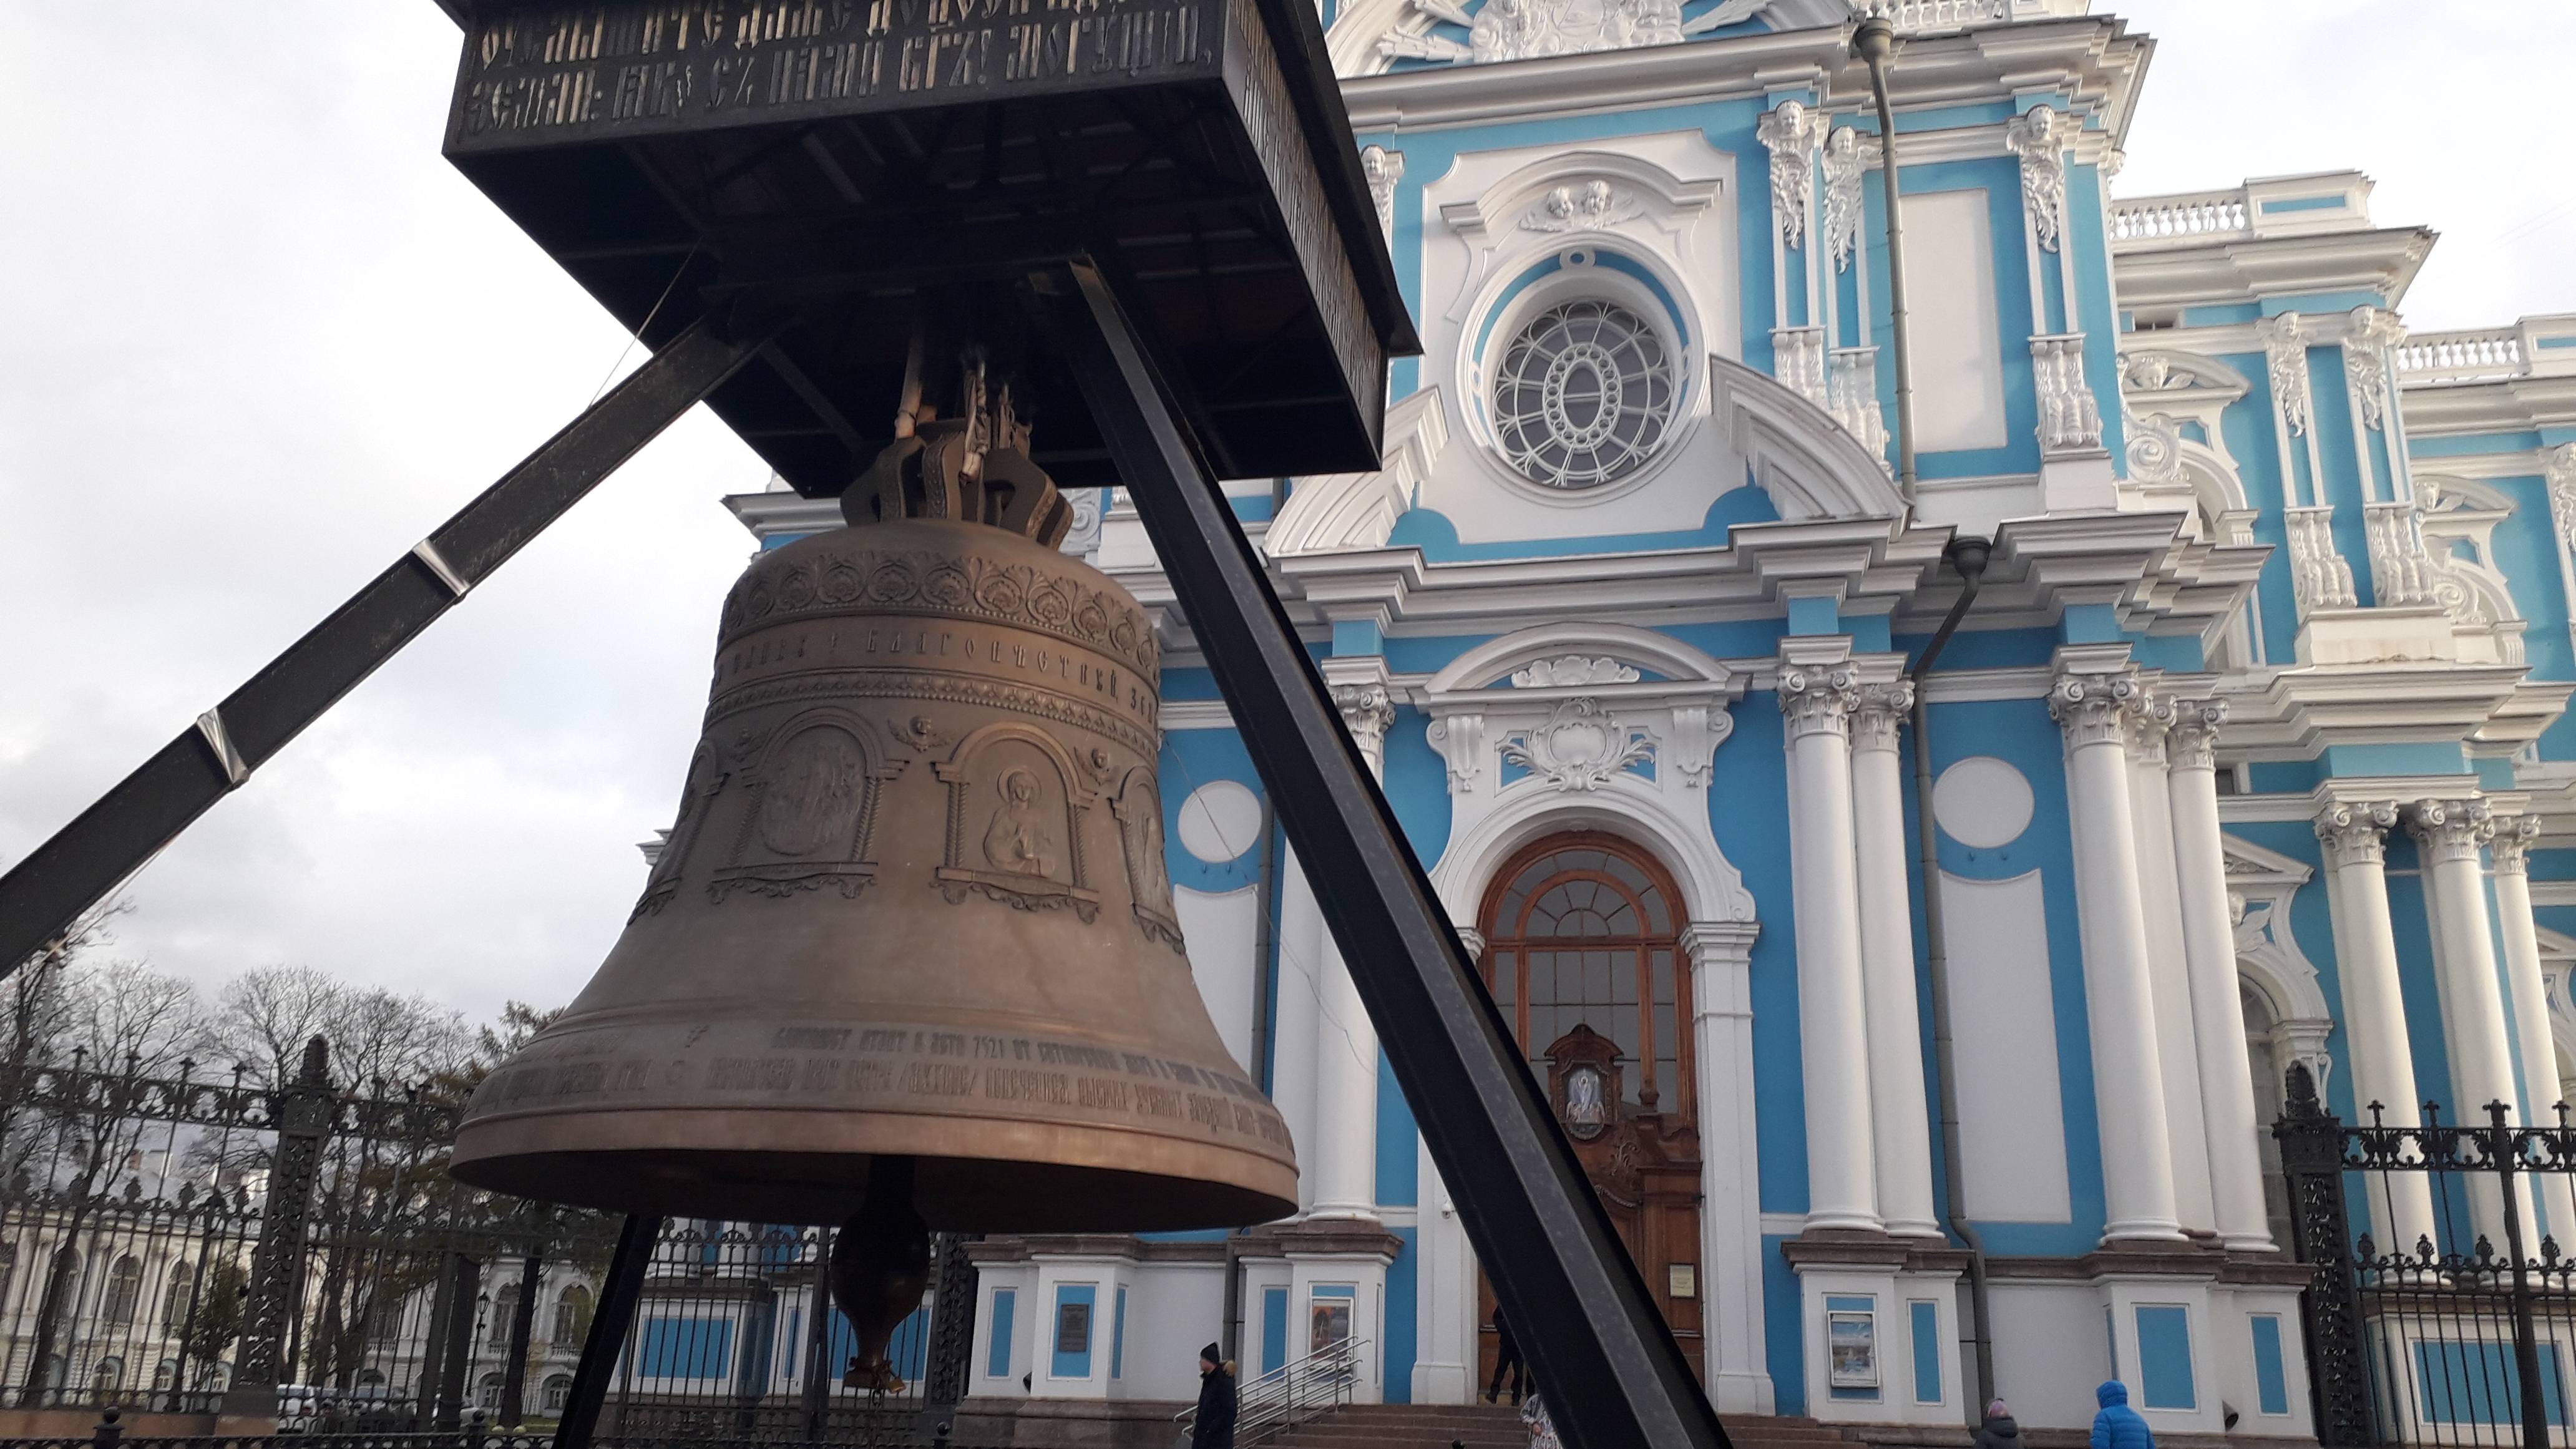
(2278, 1063, 2576, 1449)
(0, 1038, 978, 1443)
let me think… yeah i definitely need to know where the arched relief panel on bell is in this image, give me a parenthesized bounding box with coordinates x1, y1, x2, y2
(1410, 132, 1742, 546)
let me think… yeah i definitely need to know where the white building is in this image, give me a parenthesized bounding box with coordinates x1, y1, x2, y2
(713, 0, 2576, 1437)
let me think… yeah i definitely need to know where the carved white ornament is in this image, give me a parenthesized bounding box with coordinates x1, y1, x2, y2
(1828, 346, 1890, 466)
(1511, 655, 1642, 688)
(1376, 0, 1769, 66)
(2031, 334, 2102, 453)
(2001, 105, 2073, 253)
(2345, 305, 2406, 432)
(2285, 505, 2358, 615)
(1821, 127, 1880, 273)
(2259, 314, 2311, 437)
(1497, 697, 1656, 791)
(2125, 411, 2185, 486)
(2547, 444, 2576, 559)
(1519, 179, 1644, 233)
(1756, 100, 1827, 251)
(1362, 145, 1406, 242)
(1772, 326, 1829, 411)
(2363, 500, 2441, 610)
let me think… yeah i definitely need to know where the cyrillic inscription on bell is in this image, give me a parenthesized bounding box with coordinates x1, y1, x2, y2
(451, 376, 1295, 1242)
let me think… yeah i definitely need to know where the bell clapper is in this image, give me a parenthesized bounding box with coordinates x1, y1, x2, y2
(833, 1155, 933, 1395)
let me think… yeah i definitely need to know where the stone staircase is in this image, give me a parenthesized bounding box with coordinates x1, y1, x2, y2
(1263, 1405, 1863, 1449)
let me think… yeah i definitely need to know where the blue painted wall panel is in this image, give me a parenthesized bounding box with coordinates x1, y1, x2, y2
(987, 1289, 1016, 1378)
(2134, 1304, 2194, 1410)
(2251, 1315, 2290, 1416)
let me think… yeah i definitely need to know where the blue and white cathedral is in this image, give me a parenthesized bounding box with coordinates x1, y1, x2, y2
(711, 0, 2576, 1435)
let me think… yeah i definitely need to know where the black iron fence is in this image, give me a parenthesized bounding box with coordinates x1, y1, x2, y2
(2278, 1063, 2576, 1449)
(0, 1041, 977, 1445)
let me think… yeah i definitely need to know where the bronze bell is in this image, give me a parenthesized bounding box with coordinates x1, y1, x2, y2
(449, 365, 1298, 1247)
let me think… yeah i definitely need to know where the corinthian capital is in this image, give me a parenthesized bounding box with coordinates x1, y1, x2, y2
(2047, 668, 2144, 751)
(2315, 799, 2400, 869)
(2127, 688, 2180, 767)
(2491, 813, 2544, 876)
(1778, 663, 1860, 740)
(2404, 797, 2494, 864)
(1330, 682, 1396, 753)
(1849, 680, 1915, 753)
(2165, 697, 2228, 771)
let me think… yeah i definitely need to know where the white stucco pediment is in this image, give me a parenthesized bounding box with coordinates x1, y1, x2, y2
(1709, 354, 1905, 522)
(1268, 388, 1451, 556)
(1418, 622, 1753, 923)
(2223, 833, 2331, 1021)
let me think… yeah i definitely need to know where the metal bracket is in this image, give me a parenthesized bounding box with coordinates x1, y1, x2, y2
(193, 709, 250, 789)
(410, 539, 471, 599)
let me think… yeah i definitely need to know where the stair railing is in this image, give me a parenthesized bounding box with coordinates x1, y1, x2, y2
(1173, 1335, 1370, 1446)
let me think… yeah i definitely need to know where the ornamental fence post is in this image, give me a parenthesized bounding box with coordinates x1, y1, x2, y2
(2275, 1061, 2372, 1448)
(917, 1232, 981, 1446)
(222, 1035, 332, 1417)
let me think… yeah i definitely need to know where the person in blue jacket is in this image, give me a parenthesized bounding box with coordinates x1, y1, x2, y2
(2092, 1380, 2154, 1449)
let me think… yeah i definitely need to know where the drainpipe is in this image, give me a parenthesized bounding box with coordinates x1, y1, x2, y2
(1910, 536, 1993, 1412)
(1853, 16, 1918, 509)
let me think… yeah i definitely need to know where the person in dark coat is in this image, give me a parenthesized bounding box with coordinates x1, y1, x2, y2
(1192, 1343, 1237, 1449)
(2091, 1380, 2154, 1449)
(1973, 1399, 2025, 1449)
(1485, 1306, 1526, 1404)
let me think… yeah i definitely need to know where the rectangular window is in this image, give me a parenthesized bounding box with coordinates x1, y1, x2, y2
(1910, 1300, 1941, 1405)
(1261, 1287, 1289, 1375)
(985, 1290, 1016, 1379)
(1111, 1287, 1128, 1380)
(2250, 1315, 2288, 1417)
(1051, 1286, 1097, 1380)
(2414, 1341, 2570, 1425)
(638, 1317, 733, 1380)
(2135, 1305, 2195, 1410)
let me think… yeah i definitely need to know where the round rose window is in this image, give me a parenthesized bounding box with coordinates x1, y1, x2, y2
(1490, 298, 1677, 489)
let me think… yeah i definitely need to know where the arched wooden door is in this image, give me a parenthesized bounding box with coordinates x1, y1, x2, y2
(1474, 831, 1703, 1390)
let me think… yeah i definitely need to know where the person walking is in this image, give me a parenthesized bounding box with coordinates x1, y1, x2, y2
(2091, 1380, 2154, 1449)
(1974, 1399, 2026, 1449)
(1192, 1343, 1238, 1449)
(1485, 1307, 1526, 1404)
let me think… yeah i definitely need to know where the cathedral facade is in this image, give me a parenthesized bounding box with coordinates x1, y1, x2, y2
(721, 0, 2576, 1434)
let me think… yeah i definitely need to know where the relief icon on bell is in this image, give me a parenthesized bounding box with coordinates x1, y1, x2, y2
(450, 360, 1296, 1239)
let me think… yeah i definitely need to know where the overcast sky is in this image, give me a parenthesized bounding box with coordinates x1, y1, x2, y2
(2, 3, 2569, 1030)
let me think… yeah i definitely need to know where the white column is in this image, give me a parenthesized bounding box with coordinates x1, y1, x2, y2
(2492, 815, 2576, 1243)
(2127, 690, 2218, 1236)
(2165, 700, 2274, 1251)
(1308, 675, 1394, 1221)
(1687, 920, 1774, 1413)
(1274, 847, 1324, 1215)
(2048, 661, 2185, 1242)
(1849, 676, 1939, 1238)
(2408, 796, 2530, 1245)
(2313, 799, 2437, 1252)
(1779, 658, 1880, 1232)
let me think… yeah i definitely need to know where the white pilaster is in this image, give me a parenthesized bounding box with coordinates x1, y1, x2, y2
(1686, 920, 1773, 1413)
(2313, 798, 2438, 1252)
(2049, 654, 2185, 1242)
(1273, 848, 1323, 1216)
(2491, 815, 2576, 1243)
(1309, 665, 1395, 1221)
(2126, 687, 2217, 1236)
(2407, 797, 2529, 1245)
(1849, 670, 1939, 1238)
(1780, 647, 1880, 1233)
(2164, 701, 2274, 1252)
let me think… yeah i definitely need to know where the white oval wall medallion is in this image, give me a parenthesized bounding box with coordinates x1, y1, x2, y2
(1177, 779, 1264, 864)
(1932, 756, 2034, 849)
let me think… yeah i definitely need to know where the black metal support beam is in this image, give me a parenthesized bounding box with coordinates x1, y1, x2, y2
(554, 1213, 660, 1449)
(0, 316, 768, 975)
(1046, 260, 1727, 1449)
